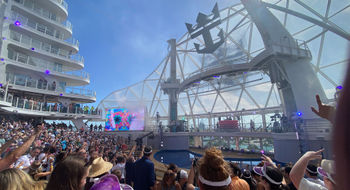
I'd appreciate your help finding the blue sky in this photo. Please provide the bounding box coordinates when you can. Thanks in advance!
[67,0,236,106]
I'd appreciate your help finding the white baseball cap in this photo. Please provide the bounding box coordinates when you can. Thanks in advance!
[179,170,188,179]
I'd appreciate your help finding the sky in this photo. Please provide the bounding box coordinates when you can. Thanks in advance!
[66,0,237,106]
[66,0,349,110]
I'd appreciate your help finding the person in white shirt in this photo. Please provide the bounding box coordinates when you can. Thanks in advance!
[305,164,325,186]
[111,155,126,183]
[290,149,336,190]
[14,147,41,172]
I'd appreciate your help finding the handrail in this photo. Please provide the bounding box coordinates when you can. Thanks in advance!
[186,57,248,79]
[10,12,78,48]
[185,38,310,80]
[13,0,71,31]
[9,30,84,64]
[6,73,96,98]
[3,92,100,116]
[6,50,89,80]
[52,0,68,12]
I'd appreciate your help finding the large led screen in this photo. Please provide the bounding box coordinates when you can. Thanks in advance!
[105,108,145,131]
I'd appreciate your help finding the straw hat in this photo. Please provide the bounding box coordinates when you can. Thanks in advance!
[317,159,335,184]
[88,157,113,178]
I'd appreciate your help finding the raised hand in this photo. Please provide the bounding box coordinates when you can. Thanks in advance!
[311,95,335,122]
[34,123,44,136]
[303,149,324,161]
[261,154,276,168]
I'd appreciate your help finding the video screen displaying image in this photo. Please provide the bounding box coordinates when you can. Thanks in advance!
[105,108,145,131]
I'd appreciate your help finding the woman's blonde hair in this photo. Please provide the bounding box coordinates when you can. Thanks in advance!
[198,147,232,190]
[0,168,47,190]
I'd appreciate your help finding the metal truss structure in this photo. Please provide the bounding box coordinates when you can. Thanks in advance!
[98,0,350,130]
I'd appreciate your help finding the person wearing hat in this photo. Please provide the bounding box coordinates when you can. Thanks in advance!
[90,174,133,190]
[177,170,188,190]
[290,149,336,190]
[241,170,257,190]
[305,164,325,186]
[252,165,286,190]
[133,146,155,190]
[85,157,113,190]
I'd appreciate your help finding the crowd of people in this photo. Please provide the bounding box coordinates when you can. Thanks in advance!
[0,65,348,190]
[0,110,338,190]
[0,118,140,189]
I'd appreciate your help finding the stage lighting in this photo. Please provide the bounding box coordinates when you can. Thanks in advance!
[0,83,2,87]
[59,93,63,96]
[296,112,302,116]
[14,21,21,26]
[0,58,4,61]
[45,70,50,75]
[336,85,343,90]
[260,150,265,154]
[31,48,35,51]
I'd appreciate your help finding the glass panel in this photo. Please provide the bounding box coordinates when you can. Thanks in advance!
[33,57,45,69]
[46,27,54,37]
[51,46,59,55]
[6,73,14,83]
[51,13,57,22]
[55,63,62,72]
[26,77,36,88]
[32,39,41,49]
[59,49,68,57]
[27,19,36,29]
[15,75,26,86]
[37,79,47,90]
[37,24,46,33]
[59,82,66,91]
[21,35,31,45]
[48,63,55,71]
[33,4,41,14]
[17,99,24,108]
[42,43,50,52]
[23,0,33,8]
[7,49,15,60]
[42,9,50,19]
[28,56,36,66]
[17,53,28,63]
[10,31,21,42]
[55,30,63,39]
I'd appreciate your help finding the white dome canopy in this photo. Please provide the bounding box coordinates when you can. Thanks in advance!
[99,0,349,128]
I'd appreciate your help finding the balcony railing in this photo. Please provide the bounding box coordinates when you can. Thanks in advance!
[10,12,78,48]
[51,0,68,13]
[7,50,89,81]
[13,0,71,31]
[6,73,96,98]
[3,92,100,116]
[9,30,84,64]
